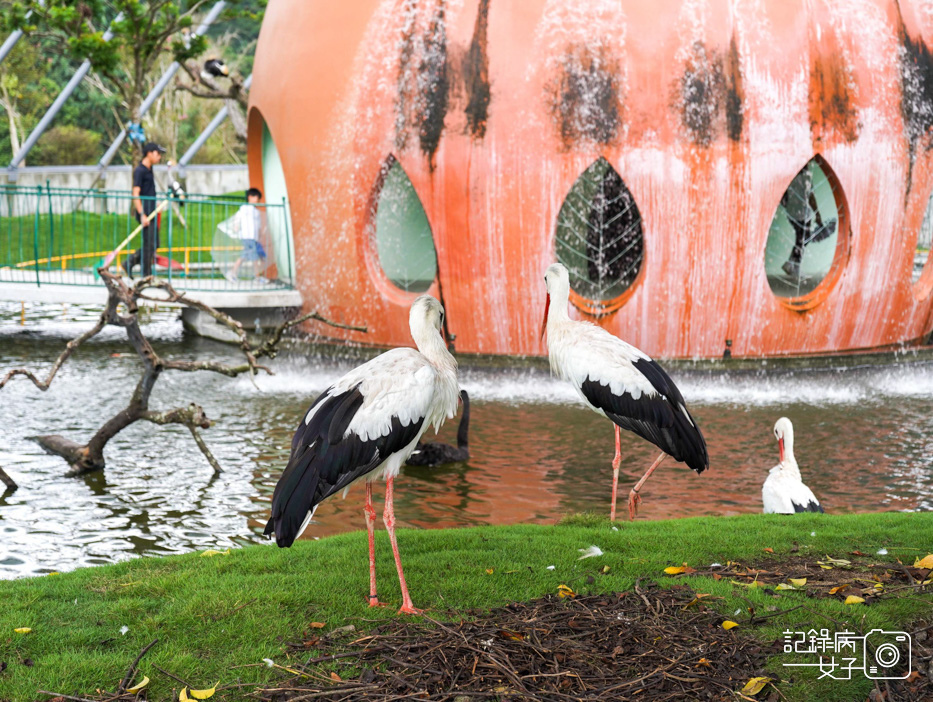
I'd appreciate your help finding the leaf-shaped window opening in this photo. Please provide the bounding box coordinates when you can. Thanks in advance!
[913,193,933,285]
[556,158,644,313]
[764,157,844,301]
[372,158,438,293]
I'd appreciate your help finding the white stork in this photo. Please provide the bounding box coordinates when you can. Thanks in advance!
[264,295,459,614]
[762,417,823,514]
[541,263,709,521]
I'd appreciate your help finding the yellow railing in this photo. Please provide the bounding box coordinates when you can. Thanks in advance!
[13,246,241,275]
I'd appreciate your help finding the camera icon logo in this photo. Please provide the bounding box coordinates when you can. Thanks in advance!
[863,629,911,680]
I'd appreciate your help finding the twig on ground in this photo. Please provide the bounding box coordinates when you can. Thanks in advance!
[117,638,158,693]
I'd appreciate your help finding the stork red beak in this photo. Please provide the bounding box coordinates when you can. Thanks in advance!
[778,437,785,463]
[540,293,550,342]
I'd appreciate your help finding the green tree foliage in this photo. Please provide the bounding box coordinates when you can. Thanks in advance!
[0,41,52,163]
[2,0,262,163]
[30,125,103,165]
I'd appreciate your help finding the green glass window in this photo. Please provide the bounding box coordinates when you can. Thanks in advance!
[261,122,295,283]
[373,158,437,293]
[764,158,842,299]
[913,193,933,284]
[556,157,643,309]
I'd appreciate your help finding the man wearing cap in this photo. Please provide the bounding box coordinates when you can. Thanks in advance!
[125,142,165,278]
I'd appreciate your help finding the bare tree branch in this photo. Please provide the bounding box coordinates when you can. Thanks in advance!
[189,427,223,475]
[2,269,368,480]
[0,314,108,391]
[0,466,17,492]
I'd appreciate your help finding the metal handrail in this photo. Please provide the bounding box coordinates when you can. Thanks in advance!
[0,183,294,291]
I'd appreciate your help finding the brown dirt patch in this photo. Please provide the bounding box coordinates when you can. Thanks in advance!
[261,583,774,701]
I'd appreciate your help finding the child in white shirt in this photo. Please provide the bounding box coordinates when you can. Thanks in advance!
[226,187,267,282]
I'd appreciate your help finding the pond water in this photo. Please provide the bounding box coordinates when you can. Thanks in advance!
[1,301,932,579]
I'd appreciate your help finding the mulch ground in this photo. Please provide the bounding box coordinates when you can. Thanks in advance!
[681,553,933,604]
[260,582,775,701]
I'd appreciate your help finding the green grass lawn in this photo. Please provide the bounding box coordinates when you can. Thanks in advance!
[1,512,931,701]
[0,207,235,270]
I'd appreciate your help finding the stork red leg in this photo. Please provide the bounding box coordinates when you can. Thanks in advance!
[610,425,622,521]
[364,481,387,607]
[383,476,423,615]
[628,452,666,521]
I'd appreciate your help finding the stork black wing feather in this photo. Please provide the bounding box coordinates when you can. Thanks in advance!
[792,499,824,513]
[265,386,425,547]
[581,362,709,474]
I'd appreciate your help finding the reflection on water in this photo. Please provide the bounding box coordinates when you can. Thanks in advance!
[1,302,932,578]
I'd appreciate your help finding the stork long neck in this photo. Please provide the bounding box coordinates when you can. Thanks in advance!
[546,283,572,333]
[414,327,460,426]
[416,328,457,374]
[545,282,574,378]
[780,431,799,476]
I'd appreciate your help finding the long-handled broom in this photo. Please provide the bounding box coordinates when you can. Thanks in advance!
[96,199,171,276]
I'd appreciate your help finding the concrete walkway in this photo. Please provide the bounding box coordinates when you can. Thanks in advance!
[0,268,303,341]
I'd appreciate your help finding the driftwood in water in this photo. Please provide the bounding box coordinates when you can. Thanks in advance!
[1,269,365,478]
[0,466,17,492]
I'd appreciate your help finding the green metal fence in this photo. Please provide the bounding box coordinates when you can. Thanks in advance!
[0,183,294,291]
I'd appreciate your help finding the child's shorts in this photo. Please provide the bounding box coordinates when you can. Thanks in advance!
[241,239,267,261]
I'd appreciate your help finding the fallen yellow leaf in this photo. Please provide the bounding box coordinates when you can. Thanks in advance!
[663,563,696,575]
[763,547,774,554]
[180,688,191,702]
[329,672,342,682]
[913,554,933,569]
[499,630,525,641]
[190,683,218,700]
[682,594,712,609]
[722,620,739,630]
[775,583,796,591]
[200,549,230,558]
[13,627,31,634]
[741,676,772,695]
[48,572,59,576]
[309,622,326,628]
[485,568,494,575]
[126,676,149,693]
[696,657,712,668]
[844,595,865,605]
[789,578,807,587]
[829,584,850,595]
[557,584,575,599]
[601,565,611,574]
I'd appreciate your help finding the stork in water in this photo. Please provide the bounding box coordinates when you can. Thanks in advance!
[762,417,823,514]
[541,263,708,520]
[264,295,459,614]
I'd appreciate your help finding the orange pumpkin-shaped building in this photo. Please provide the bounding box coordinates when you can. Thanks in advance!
[247,0,933,359]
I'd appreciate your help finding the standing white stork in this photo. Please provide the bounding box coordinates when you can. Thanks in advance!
[541,263,708,520]
[264,295,459,614]
[762,417,823,514]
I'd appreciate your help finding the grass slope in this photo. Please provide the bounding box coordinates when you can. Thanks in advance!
[1,512,931,701]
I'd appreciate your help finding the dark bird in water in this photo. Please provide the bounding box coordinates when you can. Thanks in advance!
[201,58,230,80]
[406,390,470,466]
[263,295,459,614]
[541,263,709,522]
